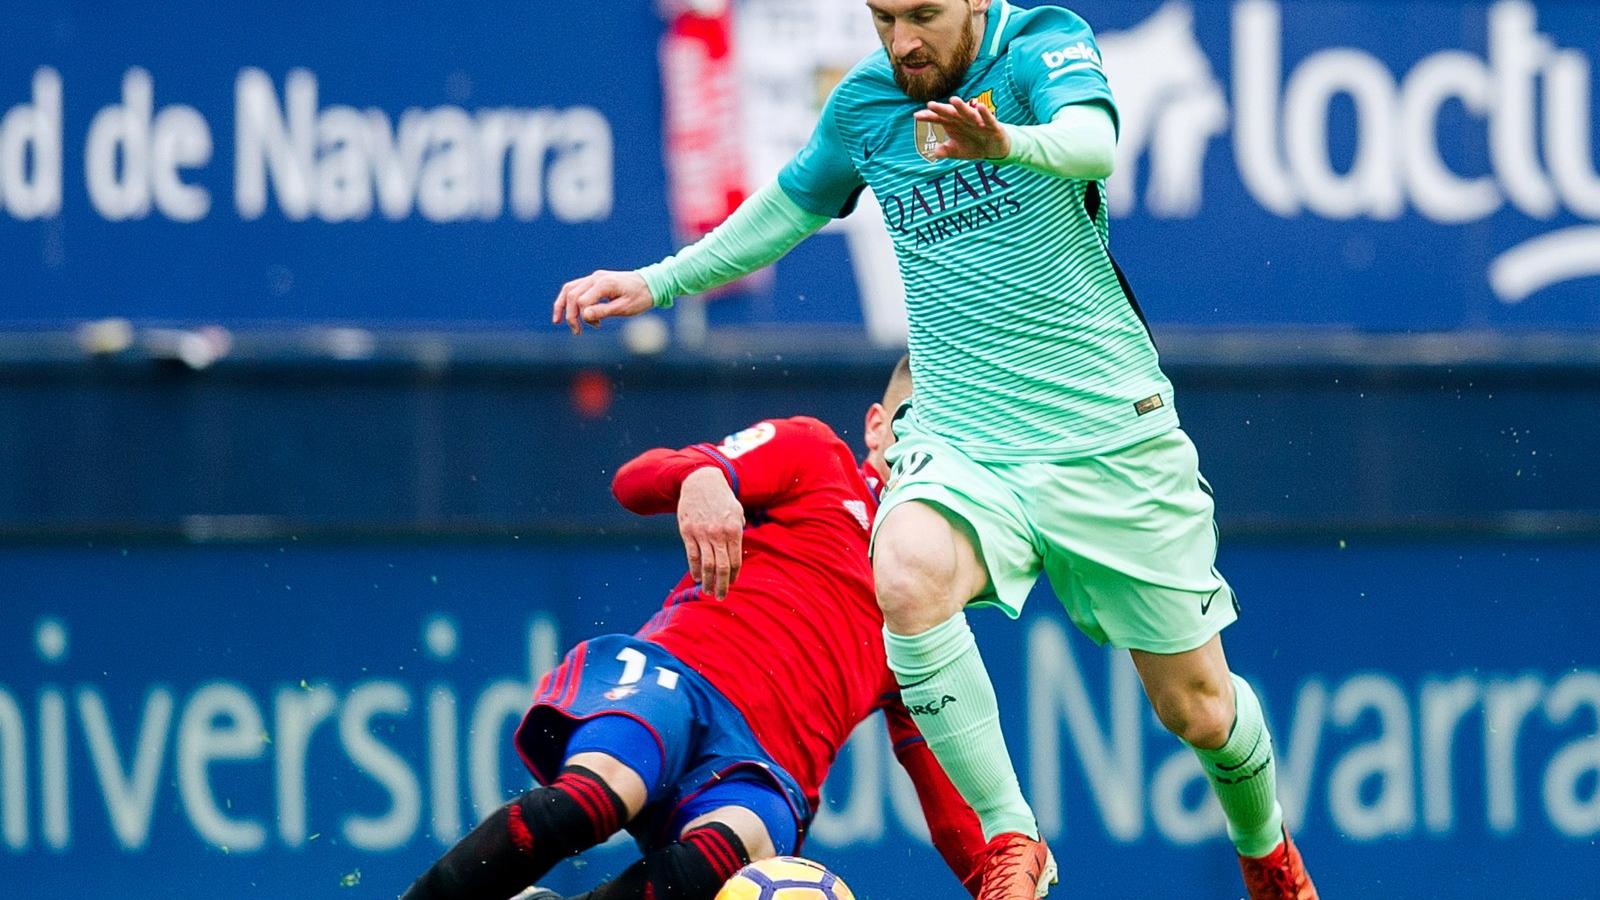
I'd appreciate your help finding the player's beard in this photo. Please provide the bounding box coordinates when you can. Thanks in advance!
[892,14,980,103]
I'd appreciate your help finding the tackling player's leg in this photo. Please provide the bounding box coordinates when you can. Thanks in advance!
[400,750,646,900]
[550,780,796,900]
[457,633,812,900]
[402,709,666,900]
[558,821,753,900]
[874,501,1054,900]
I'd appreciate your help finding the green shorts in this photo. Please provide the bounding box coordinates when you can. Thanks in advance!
[871,420,1237,654]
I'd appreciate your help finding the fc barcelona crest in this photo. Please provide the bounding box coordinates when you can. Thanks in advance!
[914,90,998,163]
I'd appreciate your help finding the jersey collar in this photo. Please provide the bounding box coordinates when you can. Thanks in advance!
[977,0,1016,60]
[859,460,886,501]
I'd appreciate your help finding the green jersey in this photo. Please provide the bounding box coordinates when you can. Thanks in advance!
[778,1,1178,462]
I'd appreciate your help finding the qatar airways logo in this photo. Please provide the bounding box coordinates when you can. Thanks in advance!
[880,161,1024,249]
[1104,0,1600,304]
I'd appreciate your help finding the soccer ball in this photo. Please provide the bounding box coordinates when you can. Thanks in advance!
[714,856,856,900]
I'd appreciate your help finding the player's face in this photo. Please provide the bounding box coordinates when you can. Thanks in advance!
[864,374,912,480]
[869,0,986,103]
[864,401,898,481]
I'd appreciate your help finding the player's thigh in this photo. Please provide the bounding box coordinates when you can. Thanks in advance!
[674,778,800,860]
[871,430,1041,625]
[515,635,696,798]
[1033,430,1238,651]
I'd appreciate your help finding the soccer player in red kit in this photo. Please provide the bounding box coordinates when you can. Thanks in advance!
[402,358,985,900]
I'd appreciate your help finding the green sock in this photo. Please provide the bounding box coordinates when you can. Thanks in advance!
[884,613,1037,841]
[1192,674,1285,858]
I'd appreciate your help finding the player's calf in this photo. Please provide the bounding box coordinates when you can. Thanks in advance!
[1130,638,1237,750]
[401,765,631,899]
[566,822,752,900]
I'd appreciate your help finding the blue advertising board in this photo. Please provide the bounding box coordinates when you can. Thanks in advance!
[0,0,672,326]
[1072,0,1600,330]
[784,0,1600,333]
[3,1,1599,332]
[1,538,1596,898]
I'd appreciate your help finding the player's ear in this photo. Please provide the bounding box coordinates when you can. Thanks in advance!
[864,403,888,452]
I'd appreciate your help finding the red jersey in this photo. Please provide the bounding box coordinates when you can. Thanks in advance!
[611,416,984,894]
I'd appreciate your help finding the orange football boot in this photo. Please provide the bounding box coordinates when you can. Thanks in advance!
[975,832,1058,900]
[1238,828,1318,900]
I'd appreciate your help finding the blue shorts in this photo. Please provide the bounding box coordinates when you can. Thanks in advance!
[514,634,810,853]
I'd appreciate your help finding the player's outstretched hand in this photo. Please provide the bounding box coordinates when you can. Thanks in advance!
[912,95,1010,161]
[677,467,744,600]
[552,270,654,335]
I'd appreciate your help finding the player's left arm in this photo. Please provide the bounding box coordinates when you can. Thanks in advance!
[612,448,720,517]
[613,448,746,598]
[882,694,987,897]
[610,417,835,597]
[914,11,1118,179]
[610,417,832,513]
[1001,103,1116,179]
[1005,11,1119,178]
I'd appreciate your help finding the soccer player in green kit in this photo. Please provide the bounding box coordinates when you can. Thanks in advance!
[552,2,1318,898]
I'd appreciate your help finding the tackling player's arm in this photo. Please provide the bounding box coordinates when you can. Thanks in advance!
[553,94,866,334]
[611,417,835,598]
[881,694,988,897]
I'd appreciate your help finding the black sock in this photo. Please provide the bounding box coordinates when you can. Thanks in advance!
[571,823,750,900]
[401,765,630,900]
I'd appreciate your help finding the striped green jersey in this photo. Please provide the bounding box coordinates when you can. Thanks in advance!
[778,1,1177,461]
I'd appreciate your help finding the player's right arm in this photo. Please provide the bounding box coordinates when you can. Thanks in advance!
[553,95,865,334]
[551,183,826,334]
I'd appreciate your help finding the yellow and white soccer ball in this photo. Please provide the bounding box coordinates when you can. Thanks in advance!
[714,856,856,900]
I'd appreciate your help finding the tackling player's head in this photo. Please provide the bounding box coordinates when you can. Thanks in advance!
[864,355,913,480]
[867,0,991,103]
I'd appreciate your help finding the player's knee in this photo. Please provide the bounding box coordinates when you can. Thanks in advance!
[563,751,648,817]
[504,764,633,866]
[873,507,972,631]
[1153,686,1235,750]
[873,552,962,633]
[685,805,776,862]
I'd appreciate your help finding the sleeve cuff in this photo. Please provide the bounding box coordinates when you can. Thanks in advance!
[636,263,676,309]
[688,444,740,496]
[999,122,1029,164]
